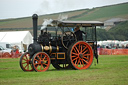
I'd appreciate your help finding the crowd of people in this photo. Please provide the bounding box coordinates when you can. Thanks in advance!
[11,45,20,58]
[97,44,128,49]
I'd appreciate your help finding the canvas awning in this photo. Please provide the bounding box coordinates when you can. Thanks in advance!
[0,31,33,51]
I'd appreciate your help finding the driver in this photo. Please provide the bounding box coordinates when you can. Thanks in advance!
[74,26,86,41]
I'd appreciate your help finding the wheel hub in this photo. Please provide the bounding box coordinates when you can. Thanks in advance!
[79,53,83,59]
[29,60,32,64]
[41,61,44,64]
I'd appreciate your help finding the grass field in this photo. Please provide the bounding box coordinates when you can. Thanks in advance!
[72,3,128,21]
[0,55,128,85]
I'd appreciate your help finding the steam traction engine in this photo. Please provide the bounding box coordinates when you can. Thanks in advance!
[20,14,104,72]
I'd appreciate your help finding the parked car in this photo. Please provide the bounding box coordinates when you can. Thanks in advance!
[0,46,11,58]
[0,42,11,49]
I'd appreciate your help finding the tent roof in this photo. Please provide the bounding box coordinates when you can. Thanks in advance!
[0,31,33,44]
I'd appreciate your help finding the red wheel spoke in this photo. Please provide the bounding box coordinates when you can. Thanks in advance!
[73,47,78,53]
[27,64,29,70]
[81,59,85,67]
[22,61,27,64]
[77,58,80,66]
[83,54,91,59]
[82,49,88,54]
[43,63,48,66]
[42,56,46,61]
[37,55,41,60]
[25,55,28,60]
[72,57,78,61]
[74,46,79,53]
[80,60,82,67]
[42,65,45,69]
[75,59,77,65]
[40,64,43,70]
[43,60,48,63]
[34,59,39,61]
[23,58,27,61]
[83,56,89,60]
[82,46,87,53]
[24,64,29,69]
[71,56,77,58]
[83,54,90,57]
[72,52,78,56]
[83,59,88,64]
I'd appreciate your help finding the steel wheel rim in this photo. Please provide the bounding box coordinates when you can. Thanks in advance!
[70,41,93,69]
[32,52,50,72]
[20,52,34,71]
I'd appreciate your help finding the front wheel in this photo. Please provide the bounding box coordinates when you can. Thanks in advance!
[19,52,34,71]
[32,52,50,72]
[68,41,93,70]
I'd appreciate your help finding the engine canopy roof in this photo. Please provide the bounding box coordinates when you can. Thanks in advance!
[52,20,104,27]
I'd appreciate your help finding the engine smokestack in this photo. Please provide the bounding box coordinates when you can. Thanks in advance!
[32,14,38,43]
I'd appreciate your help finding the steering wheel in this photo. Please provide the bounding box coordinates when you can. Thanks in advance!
[61,31,77,49]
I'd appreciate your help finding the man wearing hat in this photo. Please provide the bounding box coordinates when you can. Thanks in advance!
[74,26,86,41]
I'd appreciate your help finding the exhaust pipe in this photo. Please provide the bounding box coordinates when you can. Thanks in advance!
[32,14,38,43]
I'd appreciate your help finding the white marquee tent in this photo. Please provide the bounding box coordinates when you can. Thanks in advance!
[97,40,128,48]
[0,31,33,52]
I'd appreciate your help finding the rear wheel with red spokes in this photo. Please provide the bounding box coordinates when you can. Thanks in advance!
[32,52,50,72]
[20,52,34,71]
[68,41,93,70]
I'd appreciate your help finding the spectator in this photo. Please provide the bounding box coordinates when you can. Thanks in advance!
[122,45,125,49]
[11,45,19,58]
[97,44,100,55]
[125,44,128,49]
[15,46,19,58]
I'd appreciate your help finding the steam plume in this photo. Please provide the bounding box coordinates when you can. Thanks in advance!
[40,19,53,30]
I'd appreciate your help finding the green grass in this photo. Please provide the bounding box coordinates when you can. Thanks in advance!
[0,55,128,85]
[72,3,128,21]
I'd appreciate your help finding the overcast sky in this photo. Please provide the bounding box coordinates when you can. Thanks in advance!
[0,0,128,19]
